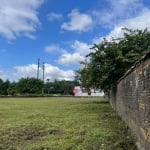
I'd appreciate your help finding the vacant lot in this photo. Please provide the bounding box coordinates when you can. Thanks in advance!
[0,97,136,150]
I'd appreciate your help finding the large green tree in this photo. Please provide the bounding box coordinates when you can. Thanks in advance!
[0,79,10,95]
[17,77,44,94]
[7,82,18,95]
[78,28,150,92]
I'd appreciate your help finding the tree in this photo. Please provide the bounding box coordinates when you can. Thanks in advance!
[78,28,150,92]
[17,77,44,94]
[7,82,18,95]
[0,78,3,95]
[44,79,79,95]
[0,79,10,95]
[2,80,10,95]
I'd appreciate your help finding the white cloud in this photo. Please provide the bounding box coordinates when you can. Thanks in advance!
[45,44,63,53]
[93,0,150,43]
[93,0,143,28]
[61,9,93,32]
[13,63,74,81]
[14,64,38,78]
[103,8,150,41]
[47,12,63,21]
[58,53,85,65]
[71,40,91,56]
[0,0,44,40]
[44,64,74,81]
[121,8,150,30]
[44,40,91,66]
[57,40,91,65]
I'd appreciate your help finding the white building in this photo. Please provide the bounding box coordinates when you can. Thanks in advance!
[73,86,104,97]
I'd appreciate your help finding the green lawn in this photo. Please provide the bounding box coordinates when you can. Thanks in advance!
[0,97,137,150]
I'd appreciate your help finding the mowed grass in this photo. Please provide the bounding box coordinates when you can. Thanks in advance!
[0,97,137,150]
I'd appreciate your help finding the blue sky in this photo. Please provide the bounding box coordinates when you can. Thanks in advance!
[0,0,150,81]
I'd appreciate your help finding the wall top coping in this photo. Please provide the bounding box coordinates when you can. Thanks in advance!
[117,50,150,83]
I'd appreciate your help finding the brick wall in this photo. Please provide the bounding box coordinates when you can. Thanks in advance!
[109,52,150,150]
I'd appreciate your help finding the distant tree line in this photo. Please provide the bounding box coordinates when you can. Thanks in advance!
[0,77,79,96]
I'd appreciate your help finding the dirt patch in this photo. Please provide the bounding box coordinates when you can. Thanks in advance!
[0,125,62,149]
[48,128,61,135]
[15,125,48,141]
[0,113,6,119]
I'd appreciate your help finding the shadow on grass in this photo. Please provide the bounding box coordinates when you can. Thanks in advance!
[78,100,109,105]
[92,100,109,104]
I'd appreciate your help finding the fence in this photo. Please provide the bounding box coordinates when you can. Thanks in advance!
[109,51,150,150]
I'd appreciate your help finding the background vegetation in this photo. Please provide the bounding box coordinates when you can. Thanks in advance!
[0,78,79,96]
[77,28,150,92]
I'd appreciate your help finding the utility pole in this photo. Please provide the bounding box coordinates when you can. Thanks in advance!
[42,62,45,82]
[37,58,40,79]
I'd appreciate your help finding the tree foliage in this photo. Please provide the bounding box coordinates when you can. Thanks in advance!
[0,77,79,96]
[44,80,79,95]
[0,79,10,95]
[7,82,18,95]
[78,28,150,92]
[17,77,44,94]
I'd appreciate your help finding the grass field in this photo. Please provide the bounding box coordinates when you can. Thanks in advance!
[0,97,137,150]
